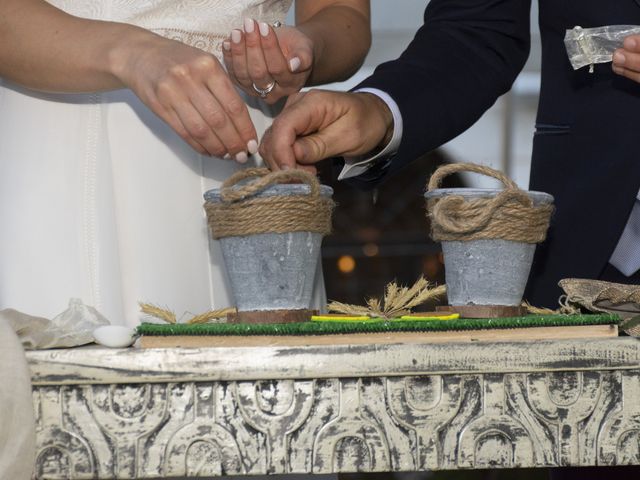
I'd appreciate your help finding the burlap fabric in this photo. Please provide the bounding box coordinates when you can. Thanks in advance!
[559,278,640,336]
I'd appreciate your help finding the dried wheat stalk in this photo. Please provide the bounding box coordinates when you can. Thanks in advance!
[187,308,236,324]
[139,302,177,324]
[327,277,447,319]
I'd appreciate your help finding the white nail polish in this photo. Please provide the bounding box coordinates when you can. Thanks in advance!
[231,29,242,44]
[222,41,231,51]
[223,153,231,159]
[235,151,248,164]
[289,57,301,72]
[244,18,255,33]
[259,22,270,37]
[247,139,259,155]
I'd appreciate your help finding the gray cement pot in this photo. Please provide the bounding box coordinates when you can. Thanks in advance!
[425,188,554,306]
[204,184,333,312]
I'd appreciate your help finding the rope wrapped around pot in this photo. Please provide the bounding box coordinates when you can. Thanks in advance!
[205,168,334,239]
[426,163,554,243]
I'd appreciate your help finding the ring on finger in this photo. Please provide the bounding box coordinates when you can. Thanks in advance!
[252,80,276,98]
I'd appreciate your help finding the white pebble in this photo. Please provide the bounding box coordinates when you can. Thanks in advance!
[93,325,137,348]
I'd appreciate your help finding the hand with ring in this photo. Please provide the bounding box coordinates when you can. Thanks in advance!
[222,18,314,105]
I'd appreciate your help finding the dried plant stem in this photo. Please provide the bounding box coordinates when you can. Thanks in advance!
[187,308,237,324]
[522,297,581,315]
[326,301,377,317]
[139,302,177,324]
[328,277,447,319]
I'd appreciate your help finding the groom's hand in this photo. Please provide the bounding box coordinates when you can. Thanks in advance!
[613,35,640,83]
[259,90,393,172]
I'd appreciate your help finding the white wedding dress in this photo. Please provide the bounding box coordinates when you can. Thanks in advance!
[0,0,326,327]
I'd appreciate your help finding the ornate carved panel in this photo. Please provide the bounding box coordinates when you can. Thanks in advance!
[32,370,640,478]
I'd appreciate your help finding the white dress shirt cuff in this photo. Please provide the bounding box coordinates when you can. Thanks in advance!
[338,88,403,180]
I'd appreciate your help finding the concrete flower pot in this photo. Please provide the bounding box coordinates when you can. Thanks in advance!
[424,163,554,312]
[425,187,554,307]
[204,180,333,316]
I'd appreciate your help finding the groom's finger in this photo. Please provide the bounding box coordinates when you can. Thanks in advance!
[261,91,332,170]
[293,130,342,165]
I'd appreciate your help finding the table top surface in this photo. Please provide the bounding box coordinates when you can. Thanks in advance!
[26,336,640,386]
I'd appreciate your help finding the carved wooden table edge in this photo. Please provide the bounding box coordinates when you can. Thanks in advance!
[27,337,640,478]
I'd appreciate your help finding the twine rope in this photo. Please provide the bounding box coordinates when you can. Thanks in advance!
[205,168,334,239]
[426,163,554,243]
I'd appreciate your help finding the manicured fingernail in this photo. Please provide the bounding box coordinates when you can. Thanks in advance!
[222,41,231,51]
[235,151,248,164]
[281,164,291,170]
[613,65,624,75]
[625,37,637,50]
[231,30,242,44]
[247,139,258,155]
[223,153,231,159]
[289,57,301,72]
[244,18,255,34]
[614,51,626,66]
[259,22,270,37]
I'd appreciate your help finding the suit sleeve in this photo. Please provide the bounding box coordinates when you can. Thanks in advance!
[349,0,531,186]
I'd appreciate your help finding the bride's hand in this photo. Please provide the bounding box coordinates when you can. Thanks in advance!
[222,19,314,105]
[114,34,258,162]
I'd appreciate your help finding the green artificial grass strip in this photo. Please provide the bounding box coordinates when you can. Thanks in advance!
[137,313,619,337]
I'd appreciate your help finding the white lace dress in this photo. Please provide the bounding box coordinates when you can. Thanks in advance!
[0,0,326,326]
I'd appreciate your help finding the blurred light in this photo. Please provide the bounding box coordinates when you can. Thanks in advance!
[337,255,356,274]
[362,242,379,257]
[357,227,380,242]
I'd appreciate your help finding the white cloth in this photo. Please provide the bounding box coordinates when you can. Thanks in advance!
[609,190,640,276]
[0,0,326,327]
[338,88,403,180]
[0,319,36,480]
[47,0,291,54]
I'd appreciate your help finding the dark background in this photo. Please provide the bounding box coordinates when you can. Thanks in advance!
[318,150,462,308]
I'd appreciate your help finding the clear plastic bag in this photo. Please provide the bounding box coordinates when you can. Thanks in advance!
[2,298,110,349]
[564,25,640,71]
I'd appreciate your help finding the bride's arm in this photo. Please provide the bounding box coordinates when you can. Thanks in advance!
[0,0,135,91]
[295,0,371,85]
[0,0,257,161]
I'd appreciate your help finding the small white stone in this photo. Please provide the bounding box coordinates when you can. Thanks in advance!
[93,325,137,348]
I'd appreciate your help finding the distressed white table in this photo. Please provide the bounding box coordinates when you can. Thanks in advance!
[27,337,640,479]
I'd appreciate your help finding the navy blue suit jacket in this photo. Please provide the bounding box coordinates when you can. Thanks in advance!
[355,0,640,308]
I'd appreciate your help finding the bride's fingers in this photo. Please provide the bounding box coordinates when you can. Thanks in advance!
[170,99,227,157]
[255,22,293,87]
[187,84,249,161]
[205,73,259,155]
[221,40,235,79]
[243,18,276,94]
[229,28,252,89]
[163,106,208,156]
[151,85,217,156]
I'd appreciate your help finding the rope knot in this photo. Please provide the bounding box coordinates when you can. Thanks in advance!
[426,163,554,244]
[205,168,334,239]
